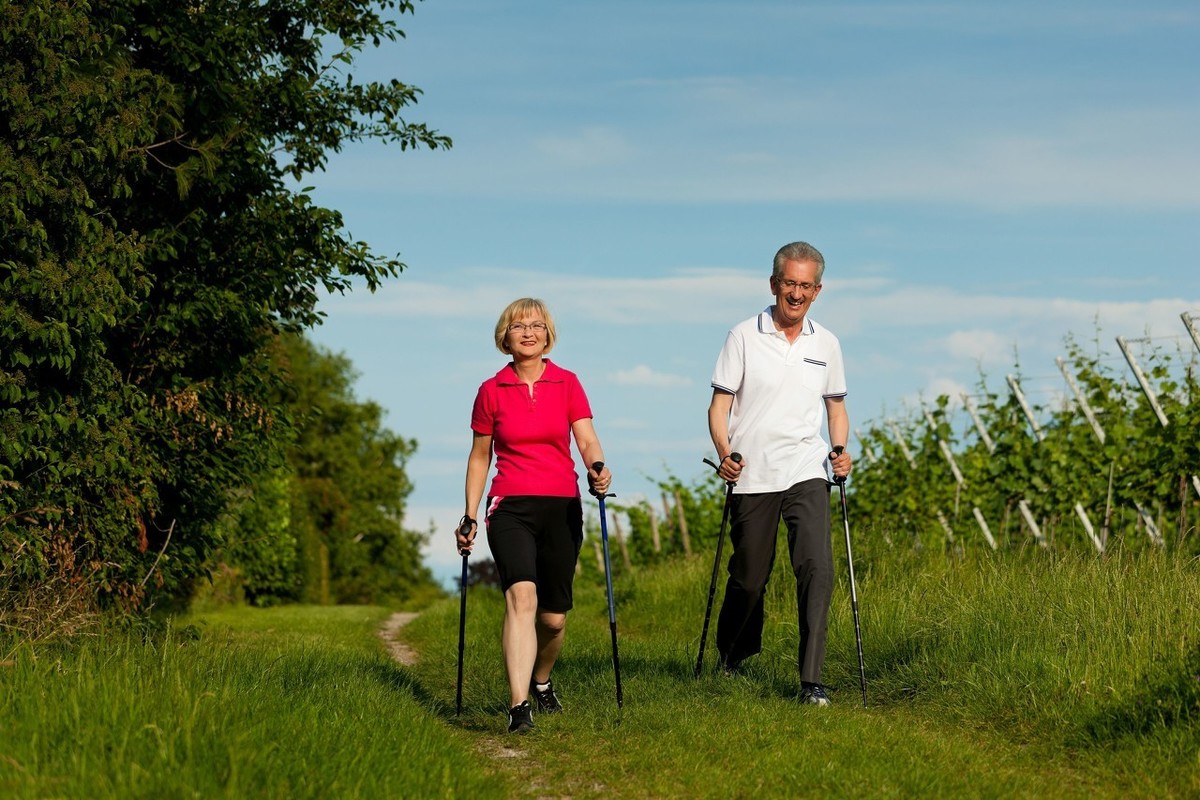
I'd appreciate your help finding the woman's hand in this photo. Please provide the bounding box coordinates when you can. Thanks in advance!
[587,463,612,496]
[455,515,477,555]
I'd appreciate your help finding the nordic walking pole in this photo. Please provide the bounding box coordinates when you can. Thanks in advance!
[831,446,867,708]
[455,516,474,716]
[694,452,742,678]
[590,462,623,709]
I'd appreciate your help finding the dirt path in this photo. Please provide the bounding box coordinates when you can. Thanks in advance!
[377,611,419,666]
[377,611,532,770]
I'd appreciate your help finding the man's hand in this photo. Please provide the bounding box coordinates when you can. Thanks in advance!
[717,452,744,483]
[830,446,853,481]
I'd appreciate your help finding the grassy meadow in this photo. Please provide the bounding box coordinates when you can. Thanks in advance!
[3,544,1199,798]
[0,606,507,799]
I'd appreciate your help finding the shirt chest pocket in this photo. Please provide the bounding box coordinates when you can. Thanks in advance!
[797,357,828,393]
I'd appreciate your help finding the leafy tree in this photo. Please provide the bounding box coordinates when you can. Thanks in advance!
[278,335,437,606]
[2,0,168,616]
[214,463,299,605]
[212,335,438,607]
[1,0,449,625]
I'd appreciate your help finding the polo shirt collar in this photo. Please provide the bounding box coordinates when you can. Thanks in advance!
[757,307,815,336]
[494,358,565,385]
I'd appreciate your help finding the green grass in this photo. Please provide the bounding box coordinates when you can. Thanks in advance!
[2,547,1198,798]
[406,547,1200,799]
[0,606,507,799]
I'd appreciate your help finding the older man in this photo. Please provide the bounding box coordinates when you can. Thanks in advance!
[707,241,853,705]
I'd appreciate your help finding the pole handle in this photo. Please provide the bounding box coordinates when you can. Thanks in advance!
[589,461,614,498]
[457,515,475,555]
[830,445,847,485]
[702,452,742,484]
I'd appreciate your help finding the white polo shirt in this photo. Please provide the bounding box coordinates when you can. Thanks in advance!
[711,307,847,494]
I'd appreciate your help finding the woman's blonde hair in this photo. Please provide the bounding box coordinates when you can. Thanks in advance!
[494,297,557,355]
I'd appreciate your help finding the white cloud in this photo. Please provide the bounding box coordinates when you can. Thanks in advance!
[319,266,769,325]
[826,286,1199,343]
[320,271,1199,364]
[922,377,971,406]
[942,330,1016,364]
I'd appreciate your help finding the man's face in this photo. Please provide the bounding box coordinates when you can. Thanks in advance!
[770,259,823,326]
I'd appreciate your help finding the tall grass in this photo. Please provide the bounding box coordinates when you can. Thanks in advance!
[406,544,1200,798]
[3,546,1196,798]
[846,547,1200,741]
[0,606,508,799]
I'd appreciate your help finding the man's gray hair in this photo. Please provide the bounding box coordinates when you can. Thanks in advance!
[772,241,826,283]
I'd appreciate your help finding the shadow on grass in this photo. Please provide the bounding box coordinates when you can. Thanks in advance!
[1074,643,1200,747]
[369,653,518,733]
[368,657,455,713]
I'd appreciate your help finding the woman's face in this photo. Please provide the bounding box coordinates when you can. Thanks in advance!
[505,315,548,357]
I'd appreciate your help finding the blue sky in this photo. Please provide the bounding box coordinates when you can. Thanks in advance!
[304,1,1200,585]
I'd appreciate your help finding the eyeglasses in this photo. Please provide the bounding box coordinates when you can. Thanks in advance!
[775,278,819,292]
[508,321,548,334]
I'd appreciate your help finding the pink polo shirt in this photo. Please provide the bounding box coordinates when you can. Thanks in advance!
[471,359,593,498]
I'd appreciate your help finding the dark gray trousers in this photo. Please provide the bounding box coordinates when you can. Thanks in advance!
[715,478,833,683]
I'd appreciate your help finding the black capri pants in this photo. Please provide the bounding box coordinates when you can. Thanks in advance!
[485,495,584,613]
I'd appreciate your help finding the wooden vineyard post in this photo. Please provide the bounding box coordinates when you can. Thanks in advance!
[1056,357,1106,552]
[1007,374,1045,442]
[1074,503,1105,553]
[1134,502,1165,547]
[1116,336,1170,428]
[1018,499,1048,548]
[1057,357,1106,444]
[647,504,662,553]
[923,407,995,549]
[855,428,876,465]
[613,513,632,570]
[675,490,692,556]
[961,393,996,454]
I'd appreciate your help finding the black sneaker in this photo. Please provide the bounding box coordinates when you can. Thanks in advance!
[507,700,534,733]
[529,679,562,713]
[799,682,831,707]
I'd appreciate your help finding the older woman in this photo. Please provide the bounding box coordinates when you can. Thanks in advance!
[456,297,612,734]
